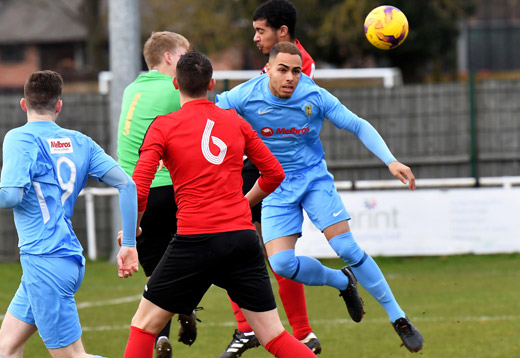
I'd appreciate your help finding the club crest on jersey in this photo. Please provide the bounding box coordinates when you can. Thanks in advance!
[304,104,312,117]
[48,138,73,154]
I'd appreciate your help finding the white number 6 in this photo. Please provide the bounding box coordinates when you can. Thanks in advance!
[201,119,227,165]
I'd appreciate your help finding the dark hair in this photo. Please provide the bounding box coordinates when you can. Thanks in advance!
[269,42,302,62]
[176,51,213,98]
[24,70,63,114]
[253,0,297,39]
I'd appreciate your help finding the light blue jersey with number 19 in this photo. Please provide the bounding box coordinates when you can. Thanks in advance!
[0,121,117,259]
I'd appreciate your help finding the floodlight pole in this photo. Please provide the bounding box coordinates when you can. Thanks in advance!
[108,0,140,261]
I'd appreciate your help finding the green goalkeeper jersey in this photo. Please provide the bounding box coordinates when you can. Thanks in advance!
[117,70,181,188]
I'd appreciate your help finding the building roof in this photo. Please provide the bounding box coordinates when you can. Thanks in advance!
[0,0,86,44]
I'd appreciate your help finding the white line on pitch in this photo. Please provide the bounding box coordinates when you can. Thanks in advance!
[76,294,142,309]
[80,314,520,331]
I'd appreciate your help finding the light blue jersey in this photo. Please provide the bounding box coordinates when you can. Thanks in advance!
[0,121,117,258]
[216,74,396,173]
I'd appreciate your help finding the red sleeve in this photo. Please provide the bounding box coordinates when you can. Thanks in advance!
[241,119,285,193]
[132,120,166,212]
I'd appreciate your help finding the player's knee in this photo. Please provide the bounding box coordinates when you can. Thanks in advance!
[329,232,365,266]
[268,249,299,280]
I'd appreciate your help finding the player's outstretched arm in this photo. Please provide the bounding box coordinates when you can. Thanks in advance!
[388,161,416,190]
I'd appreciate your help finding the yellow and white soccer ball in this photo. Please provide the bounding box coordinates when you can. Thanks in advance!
[364,5,409,50]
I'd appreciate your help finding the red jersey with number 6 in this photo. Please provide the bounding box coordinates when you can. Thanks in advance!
[133,98,284,235]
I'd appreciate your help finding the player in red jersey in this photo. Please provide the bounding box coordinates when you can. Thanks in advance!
[123,50,316,358]
[221,1,320,357]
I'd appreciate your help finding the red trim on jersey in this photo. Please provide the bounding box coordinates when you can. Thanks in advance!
[261,40,316,79]
[133,99,284,235]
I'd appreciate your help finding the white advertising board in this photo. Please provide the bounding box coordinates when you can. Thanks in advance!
[295,187,520,257]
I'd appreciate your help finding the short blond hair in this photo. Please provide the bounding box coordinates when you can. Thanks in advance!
[143,31,189,69]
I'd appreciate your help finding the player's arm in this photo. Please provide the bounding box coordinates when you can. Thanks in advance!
[132,121,165,224]
[101,165,139,278]
[242,120,285,206]
[323,90,415,190]
[215,81,250,113]
[0,131,34,205]
[0,187,24,208]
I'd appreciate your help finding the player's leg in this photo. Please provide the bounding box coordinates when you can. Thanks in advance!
[242,308,315,357]
[222,230,315,358]
[324,221,423,352]
[265,235,356,291]
[256,220,316,349]
[17,255,109,357]
[0,312,37,358]
[124,297,174,358]
[47,337,90,358]
[126,233,211,358]
[226,160,321,355]
[263,166,364,323]
[137,185,185,349]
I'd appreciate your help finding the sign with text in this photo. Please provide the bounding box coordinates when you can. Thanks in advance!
[295,187,520,257]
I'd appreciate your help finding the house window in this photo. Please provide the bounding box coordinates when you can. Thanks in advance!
[0,45,25,63]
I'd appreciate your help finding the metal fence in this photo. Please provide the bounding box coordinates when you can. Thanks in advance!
[1,77,519,260]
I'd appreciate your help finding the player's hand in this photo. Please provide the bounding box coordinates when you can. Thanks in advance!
[158,159,164,171]
[388,161,416,190]
[117,228,142,246]
[117,246,139,278]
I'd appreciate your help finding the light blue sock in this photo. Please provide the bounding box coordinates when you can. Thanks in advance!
[329,232,406,322]
[268,249,349,290]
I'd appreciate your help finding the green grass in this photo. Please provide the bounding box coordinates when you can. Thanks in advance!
[1,254,520,357]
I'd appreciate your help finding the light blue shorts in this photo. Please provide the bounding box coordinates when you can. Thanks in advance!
[8,254,85,349]
[261,160,350,243]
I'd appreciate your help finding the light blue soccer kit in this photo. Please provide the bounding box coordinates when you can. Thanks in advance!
[0,121,136,349]
[216,74,407,322]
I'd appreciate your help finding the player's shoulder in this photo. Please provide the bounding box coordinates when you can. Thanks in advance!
[296,74,322,95]
[232,74,267,95]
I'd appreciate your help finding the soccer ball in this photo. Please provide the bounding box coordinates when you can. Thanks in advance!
[364,6,409,50]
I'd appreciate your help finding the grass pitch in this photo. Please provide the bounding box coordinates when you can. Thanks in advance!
[1,254,519,357]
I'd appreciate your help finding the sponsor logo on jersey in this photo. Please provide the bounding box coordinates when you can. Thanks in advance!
[48,138,73,154]
[261,127,274,137]
[275,127,310,136]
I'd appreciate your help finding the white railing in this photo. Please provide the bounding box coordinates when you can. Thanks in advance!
[79,176,520,260]
[78,187,118,260]
[98,67,403,94]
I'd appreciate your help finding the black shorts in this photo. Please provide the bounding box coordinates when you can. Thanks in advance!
[242,159,261,223]
[143,230,276,315]
[136,185,177,277]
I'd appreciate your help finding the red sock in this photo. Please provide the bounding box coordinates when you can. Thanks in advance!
[124,326,157,358]
[265,330,315,357]
[274,271,312,340]
[229,296,253,333]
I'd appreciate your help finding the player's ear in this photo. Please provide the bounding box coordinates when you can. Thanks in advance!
[278,25,289,39]
[265,63,272,78]
[55,99,63,114]
[20,98,28,112]
[173,77,179,90]
[164,51,172,65]
[207,78,216,92]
